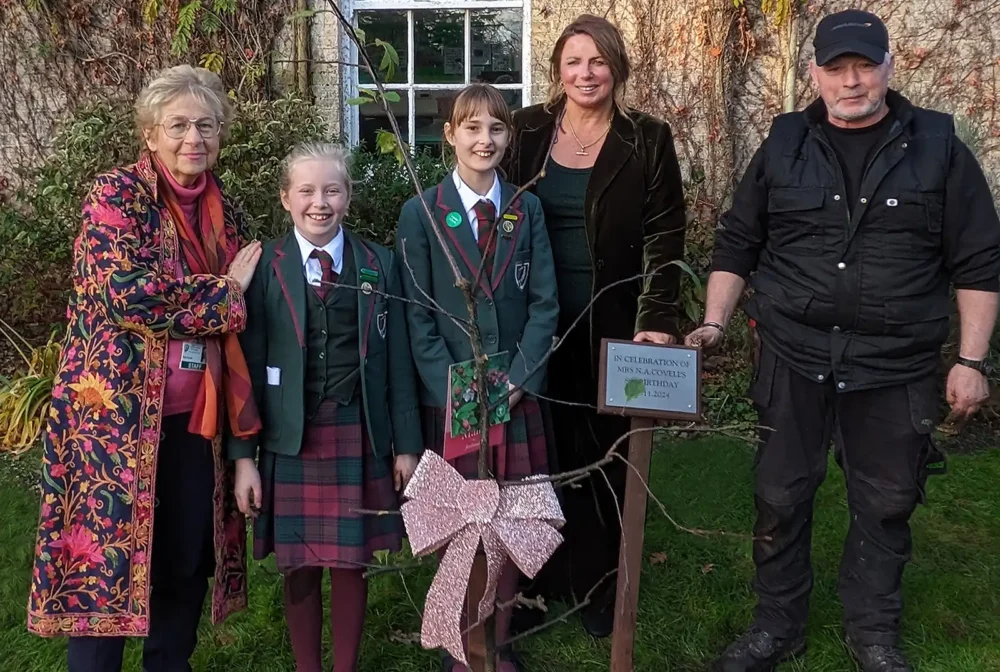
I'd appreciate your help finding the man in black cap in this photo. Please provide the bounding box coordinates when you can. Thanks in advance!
[686,9,1000,672]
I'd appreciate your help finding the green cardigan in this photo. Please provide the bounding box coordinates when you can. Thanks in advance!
[394,176,559,409]
[227,228,422,460]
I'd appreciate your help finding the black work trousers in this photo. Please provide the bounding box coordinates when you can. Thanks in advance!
[749,345,944,646]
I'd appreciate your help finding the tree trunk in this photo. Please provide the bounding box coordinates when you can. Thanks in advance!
[782,5,798,113]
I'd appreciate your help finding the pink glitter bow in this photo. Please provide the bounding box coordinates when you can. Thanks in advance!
[401,451,566,665]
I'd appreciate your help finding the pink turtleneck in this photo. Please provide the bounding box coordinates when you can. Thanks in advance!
[158,161,208,226]
[158,162,211,417]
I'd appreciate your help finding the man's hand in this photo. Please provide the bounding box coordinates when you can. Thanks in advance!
[684,324,724,349]
[634,331,677,345]
[234,457,262,517]
[394,454,420,492]
[945,363,990,422]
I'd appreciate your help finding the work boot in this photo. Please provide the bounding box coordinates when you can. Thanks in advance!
[712,626,806,671]
[846,637,913,672]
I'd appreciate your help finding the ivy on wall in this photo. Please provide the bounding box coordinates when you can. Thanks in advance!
[0,0,293,175]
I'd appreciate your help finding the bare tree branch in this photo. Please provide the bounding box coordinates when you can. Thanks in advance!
[524,390,599,410]
[487,260,689,415]
[399,241,472,338]
[320,278,471,329]
[610,451,767,541]
[321,0,466,288]
[351,508,402,517]
[498,569,619,648]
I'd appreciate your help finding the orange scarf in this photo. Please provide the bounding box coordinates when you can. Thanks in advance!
[155,157,261,440]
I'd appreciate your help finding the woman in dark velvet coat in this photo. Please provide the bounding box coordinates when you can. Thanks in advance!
[502,14,688,637]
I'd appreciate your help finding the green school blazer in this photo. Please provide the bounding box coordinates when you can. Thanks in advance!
[226,228,422,460]
[395,177,559,409]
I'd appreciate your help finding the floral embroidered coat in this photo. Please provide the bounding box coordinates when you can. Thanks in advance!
[28,153,250,637]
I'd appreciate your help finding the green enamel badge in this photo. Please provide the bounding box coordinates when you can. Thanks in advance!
[446,211,463,228]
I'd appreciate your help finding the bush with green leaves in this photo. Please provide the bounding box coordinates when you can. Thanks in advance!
[0,95,447,334]
[348,148,449,246]
[215,96,329,241]
[0,102,139,331]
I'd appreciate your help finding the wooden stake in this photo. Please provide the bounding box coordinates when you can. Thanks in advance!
[610,416,654,672]
[467,552,489,672]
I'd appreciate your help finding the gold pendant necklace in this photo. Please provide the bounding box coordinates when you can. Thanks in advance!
[565,114,612,156]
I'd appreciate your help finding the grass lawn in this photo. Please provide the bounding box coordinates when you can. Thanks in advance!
[2,436,1000,671]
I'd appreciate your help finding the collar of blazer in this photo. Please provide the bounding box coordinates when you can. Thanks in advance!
[433,178,525,300]
[271,227,380,358]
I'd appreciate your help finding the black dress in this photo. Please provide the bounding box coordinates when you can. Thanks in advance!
[530,160,630,605]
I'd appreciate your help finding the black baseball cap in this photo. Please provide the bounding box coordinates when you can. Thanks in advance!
[813,10,889,66]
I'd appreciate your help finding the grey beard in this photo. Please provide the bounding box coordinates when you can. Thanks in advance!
[830,95,885,123]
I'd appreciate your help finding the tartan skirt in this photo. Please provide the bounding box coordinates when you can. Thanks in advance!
[420,397,553,481]
[253,398,403,572]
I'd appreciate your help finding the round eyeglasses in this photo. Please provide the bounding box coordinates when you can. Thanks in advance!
[157,115,224,139]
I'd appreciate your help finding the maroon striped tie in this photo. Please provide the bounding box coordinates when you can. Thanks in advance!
[473,199,497,278]
[310,249,337,299]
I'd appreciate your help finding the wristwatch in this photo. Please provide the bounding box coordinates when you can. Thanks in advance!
[956,356,994,375]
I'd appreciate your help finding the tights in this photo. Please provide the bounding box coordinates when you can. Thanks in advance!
[283,567,368,672]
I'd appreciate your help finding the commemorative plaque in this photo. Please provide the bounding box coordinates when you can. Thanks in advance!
[597,338,704,671]
[598,339,702,420]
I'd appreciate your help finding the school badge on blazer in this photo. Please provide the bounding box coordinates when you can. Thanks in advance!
[514,261,530,291]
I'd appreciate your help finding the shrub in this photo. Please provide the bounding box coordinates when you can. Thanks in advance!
[0,102,138,331]
[215,96,329,241]
[349,148,449,246]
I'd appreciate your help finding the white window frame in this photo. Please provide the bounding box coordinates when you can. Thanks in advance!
[340,0,532,147]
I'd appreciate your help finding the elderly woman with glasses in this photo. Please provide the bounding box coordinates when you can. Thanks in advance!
[27,65,263,672]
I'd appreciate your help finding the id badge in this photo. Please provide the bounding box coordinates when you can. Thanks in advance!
[179,340,207,371]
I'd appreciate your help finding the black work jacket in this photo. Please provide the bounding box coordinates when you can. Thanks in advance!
[712,89,1000,391]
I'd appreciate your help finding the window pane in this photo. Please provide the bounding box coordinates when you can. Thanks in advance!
[357,11,407,84]
[414,10,465,84]
[358,96,408,151]
[414,89,523,153]
[470,10,522,85]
